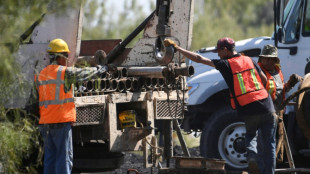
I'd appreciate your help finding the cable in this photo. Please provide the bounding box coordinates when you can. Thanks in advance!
[280,86,310,110]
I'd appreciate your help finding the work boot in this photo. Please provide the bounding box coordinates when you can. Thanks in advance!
[248,157,261,174]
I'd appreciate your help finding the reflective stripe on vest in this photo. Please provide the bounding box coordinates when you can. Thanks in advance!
[258,62,285,101]
[36,65,75,124]
[37,66,74,107]
[228,56,268,109]
[267,79,275,97]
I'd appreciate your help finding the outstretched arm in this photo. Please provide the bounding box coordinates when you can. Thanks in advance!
[176,46,215,67]
[64,65,117,93]
[164,39,215,67]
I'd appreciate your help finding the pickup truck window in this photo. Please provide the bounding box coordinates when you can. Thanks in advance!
[283,0,295,26]
[283,0,302,43]
[303,0,310,36]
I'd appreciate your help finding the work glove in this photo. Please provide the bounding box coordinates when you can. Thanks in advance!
[287,74,303,88]
[164,39,179,50]
[94,50,107,65]
[106,64,117,73]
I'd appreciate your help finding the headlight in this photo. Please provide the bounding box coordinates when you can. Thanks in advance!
[188,83,199,95]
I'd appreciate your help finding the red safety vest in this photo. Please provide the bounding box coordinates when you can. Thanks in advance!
[258,62,285,101]
[35,65,76,124]
[228,56,268,109]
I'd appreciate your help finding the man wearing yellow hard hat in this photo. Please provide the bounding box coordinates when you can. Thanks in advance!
[35,38,115,174]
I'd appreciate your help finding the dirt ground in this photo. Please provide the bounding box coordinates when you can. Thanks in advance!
[102,146,201,174]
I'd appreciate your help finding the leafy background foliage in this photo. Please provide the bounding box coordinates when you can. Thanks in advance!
[0,0,273,173]
[192,0,274,49]
[0,1,76,173]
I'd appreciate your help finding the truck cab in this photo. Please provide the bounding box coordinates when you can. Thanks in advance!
[185,0,310,170]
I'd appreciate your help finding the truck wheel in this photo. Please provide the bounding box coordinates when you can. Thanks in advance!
[200,106,247,170]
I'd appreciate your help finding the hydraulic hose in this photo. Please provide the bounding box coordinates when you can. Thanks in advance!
[280,86,310,110]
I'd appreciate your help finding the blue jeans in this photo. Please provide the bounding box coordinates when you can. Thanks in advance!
[243,112,277,174]
[39,122,73,174]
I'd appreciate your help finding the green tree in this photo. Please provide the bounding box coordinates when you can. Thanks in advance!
[192,0,274,50]
[0,1,75,173]
[82,0,155,46]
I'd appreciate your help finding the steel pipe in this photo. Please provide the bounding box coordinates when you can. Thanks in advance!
[127,66,168,78]
[110,79,118,90]
[86,80,94,92]
[158,78,165,87]
[112,70,121,79]
[152,78,159,87]
[117,80,125,92]
[119,78,132,91]
[117,67,128,78]
[145,78,152,88]
[174,65,195,77]
[93,79,106,92]
[131,78,139,91]
[99,79,106,91]
[105,80,110,90]
[101,72,108,79]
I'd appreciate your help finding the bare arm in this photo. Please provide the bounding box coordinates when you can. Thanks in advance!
[176,47,215,67]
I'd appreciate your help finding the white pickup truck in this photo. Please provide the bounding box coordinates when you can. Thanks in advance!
[184,0,310,170]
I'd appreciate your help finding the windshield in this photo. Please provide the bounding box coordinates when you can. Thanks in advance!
[282,0,295,26]
[284,0,302,43]
[272,0,294,39]
[275,0,303,43]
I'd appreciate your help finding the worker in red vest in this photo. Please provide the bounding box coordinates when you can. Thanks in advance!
[257,44,302,164]
[164,37,276,174]
[35,38,115,174]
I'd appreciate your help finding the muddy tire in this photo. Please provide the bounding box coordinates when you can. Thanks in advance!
[200,105,247,170]
[297,73,310,139]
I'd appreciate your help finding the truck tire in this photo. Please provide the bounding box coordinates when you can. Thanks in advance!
[200,105,247,170]
[298,90,310,139]
[297,73,310,140]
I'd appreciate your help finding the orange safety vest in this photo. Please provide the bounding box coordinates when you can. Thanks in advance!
[35,65,76,124]
[258,62,285,101]
[228,56,268,109]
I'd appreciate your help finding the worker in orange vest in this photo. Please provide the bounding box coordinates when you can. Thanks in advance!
[164,37,277,174]
[258,44,302,112]
[34,38,115,174]
[257,44,302,164]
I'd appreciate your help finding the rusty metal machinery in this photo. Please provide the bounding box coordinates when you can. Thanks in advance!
[72,0,194,172]
[74,64,194,97]
[74,63,194,125]
[12,0,195,172]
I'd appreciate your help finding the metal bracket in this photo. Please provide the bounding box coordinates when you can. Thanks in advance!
[147,42,174,65]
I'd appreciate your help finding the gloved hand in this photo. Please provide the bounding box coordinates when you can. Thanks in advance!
[287,74,303,88]
[106,64,117,72]
[94,50,107,65]
[164,39,179,49]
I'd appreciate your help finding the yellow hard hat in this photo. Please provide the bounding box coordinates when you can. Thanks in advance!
[47,38,70,53]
